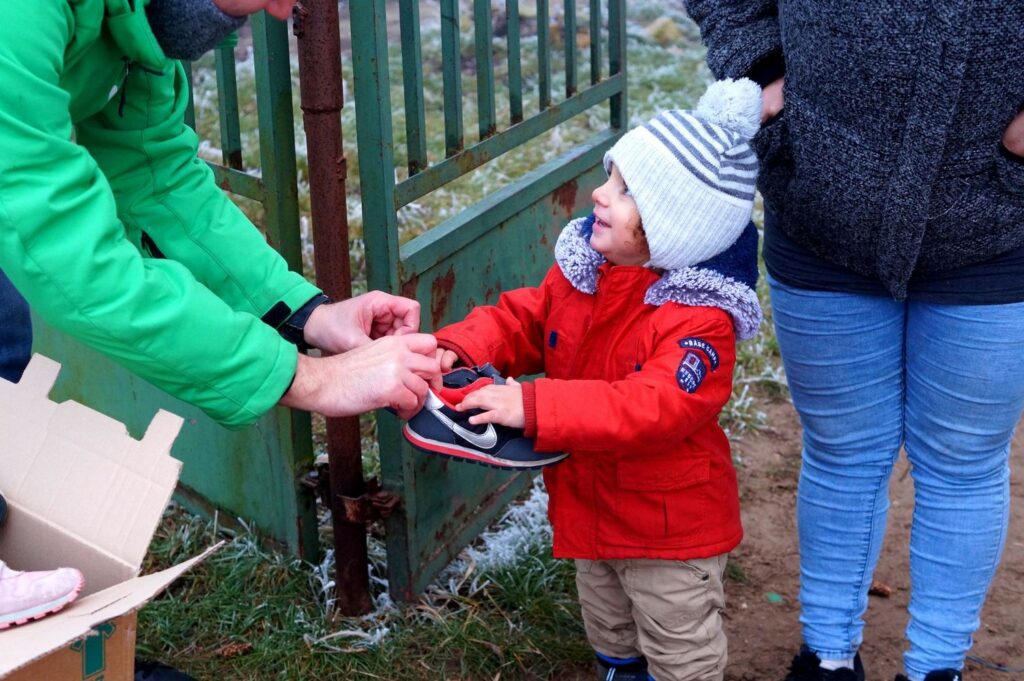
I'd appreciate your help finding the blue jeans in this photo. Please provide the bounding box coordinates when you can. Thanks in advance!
[0,269,31,383]
[768,275,1024,679]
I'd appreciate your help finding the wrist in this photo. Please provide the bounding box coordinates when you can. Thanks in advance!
[745,51,785,88]
[279,353,319,411]
[279,293,332,352]
[211,0,248,18]
[521,381,538,438]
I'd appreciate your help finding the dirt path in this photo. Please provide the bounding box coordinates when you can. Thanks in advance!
[723,400,1024,680]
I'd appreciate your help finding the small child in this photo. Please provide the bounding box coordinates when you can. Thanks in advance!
[433,79,763,681]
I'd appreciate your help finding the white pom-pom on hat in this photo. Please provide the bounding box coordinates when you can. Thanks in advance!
[695,77,762,141]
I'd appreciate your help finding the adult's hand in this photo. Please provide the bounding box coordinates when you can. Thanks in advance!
[1003,109,1024,158]
[303,291,421,354]
[280,333,440,419]
[762,77,785,123]
[213,0,296,20]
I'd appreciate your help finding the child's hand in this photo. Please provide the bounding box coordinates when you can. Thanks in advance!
[435,348,459,372]
[457,378,525,429]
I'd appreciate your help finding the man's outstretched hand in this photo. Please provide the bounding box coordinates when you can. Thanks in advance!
[280,333,440,419]
[303,291,422,354]
[213,0,296,20]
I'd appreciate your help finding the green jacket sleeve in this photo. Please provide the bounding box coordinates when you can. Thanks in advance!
[0,2,316,427]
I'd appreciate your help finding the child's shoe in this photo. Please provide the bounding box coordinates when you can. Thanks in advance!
[784,647,865,681]
[403,364,568,469]
[895,671,962,681]
[0,560,85,629]
[595,652,650,680]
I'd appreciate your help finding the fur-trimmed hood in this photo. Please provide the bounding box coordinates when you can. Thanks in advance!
[554,215,763,340]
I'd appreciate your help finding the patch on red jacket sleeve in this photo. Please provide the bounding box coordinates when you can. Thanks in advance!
[678,337,720,370]
[676,350,708,393]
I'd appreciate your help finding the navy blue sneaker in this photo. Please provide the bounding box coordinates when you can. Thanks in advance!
[785,647,865,681]
[895,671,962,681]
[595,652,649,680]
[135,659,196,681]
[402,365,567,470]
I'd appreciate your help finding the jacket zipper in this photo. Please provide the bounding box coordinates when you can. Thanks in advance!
[118,58,164,117]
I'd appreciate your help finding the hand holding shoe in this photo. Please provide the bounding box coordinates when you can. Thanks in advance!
[280,333,440,419]
[457,377,525,429]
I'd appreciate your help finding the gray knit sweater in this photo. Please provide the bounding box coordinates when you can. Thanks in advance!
[147,0,247,61]
[683,0,1024,299]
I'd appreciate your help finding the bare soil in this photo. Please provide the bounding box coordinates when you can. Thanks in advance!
[720,400,1024,681]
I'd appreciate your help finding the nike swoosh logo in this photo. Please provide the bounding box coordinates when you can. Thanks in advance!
[425,392,499,449]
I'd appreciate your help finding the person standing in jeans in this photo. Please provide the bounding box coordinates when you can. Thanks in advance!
[682,2,1024,681]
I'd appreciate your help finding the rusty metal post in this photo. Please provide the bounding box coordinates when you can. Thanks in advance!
[293,0,372,615]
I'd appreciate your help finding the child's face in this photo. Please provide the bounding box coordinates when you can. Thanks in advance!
[590,165,650,266]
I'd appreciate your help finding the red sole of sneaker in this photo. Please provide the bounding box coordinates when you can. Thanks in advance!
[402,425,561,470]
[0,574,85,629]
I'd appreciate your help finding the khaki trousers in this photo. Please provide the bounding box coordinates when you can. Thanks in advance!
[575,555,728,681]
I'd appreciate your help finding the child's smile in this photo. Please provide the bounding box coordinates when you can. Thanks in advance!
[589,165,650,266]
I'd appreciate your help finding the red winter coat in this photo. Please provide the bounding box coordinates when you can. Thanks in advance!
[435,258,743,560]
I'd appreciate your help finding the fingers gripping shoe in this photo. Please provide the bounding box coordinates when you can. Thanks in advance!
[402,364,568,469]
[0,560,85,629]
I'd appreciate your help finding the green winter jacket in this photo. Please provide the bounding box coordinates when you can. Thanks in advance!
[0,0,320,427]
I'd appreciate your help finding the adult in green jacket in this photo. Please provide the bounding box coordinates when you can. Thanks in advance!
[0,0,439,426]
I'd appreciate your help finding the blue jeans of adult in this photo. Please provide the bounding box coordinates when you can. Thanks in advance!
[0,269,32,383]
[767,274,1024,680]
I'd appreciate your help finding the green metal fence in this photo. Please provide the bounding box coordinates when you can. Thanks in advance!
[350,0,628,599]
[32,13,319,562]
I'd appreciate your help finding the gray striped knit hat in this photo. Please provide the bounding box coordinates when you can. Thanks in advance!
[603,78,762,271]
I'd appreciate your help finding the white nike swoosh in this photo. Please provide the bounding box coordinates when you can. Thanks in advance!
[424,392,499,450]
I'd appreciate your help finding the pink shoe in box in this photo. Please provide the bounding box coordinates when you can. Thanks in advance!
[0,560,84,629]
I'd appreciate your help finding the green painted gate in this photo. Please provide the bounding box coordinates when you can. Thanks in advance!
[350,0,628,599]
[33,1,629,603]
[31,14,319,561]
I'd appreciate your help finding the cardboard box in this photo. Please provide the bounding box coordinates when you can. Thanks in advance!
[0,355,221,680]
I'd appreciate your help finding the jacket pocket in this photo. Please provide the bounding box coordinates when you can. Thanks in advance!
[616,456,709,492]
[750,110,789,166]
[996,145,1024,198]
[749,110,793,217]
[604,456,712,548]
[920,150,1024,269]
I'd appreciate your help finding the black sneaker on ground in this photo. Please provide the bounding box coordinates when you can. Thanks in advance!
[134,659,197,681]
[785,646,865,681]
[402,364,568,470]
[895,670,962,681]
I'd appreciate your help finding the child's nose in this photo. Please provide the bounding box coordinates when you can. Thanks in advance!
[591,183,607,205]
